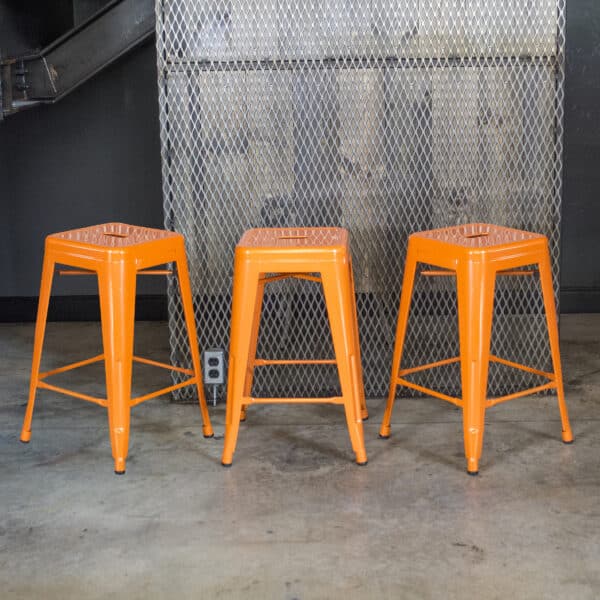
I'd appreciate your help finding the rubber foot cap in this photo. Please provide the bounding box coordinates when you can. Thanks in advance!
[356,460,368,466]
[203,433,215,439]
[562,439,574,445]
[221,462,232,468]
[378,433,390,440]
[20,439,30,444]
[114,470,126,475]
[467,470,479,476]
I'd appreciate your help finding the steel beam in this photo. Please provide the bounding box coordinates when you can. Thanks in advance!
[1,0,154,118]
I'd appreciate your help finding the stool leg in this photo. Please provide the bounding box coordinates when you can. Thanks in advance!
[175,246,214,438]
[98,262,137,474]
[456,260,495,475]
[21,250,55,443]
[379,244,417,439]
[221,259,261,466]
[349,260,368,420]
[538,248,573,443]
[241,278,266,423]
[321,262,367,465]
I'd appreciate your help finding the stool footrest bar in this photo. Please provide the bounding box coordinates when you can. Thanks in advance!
[37,377,199,408]
[39,355,194,379]
[486,382,557,407]
[399,356,461,376]
[39,354,105,379]
[489,355,554,379]
[130,378,198,406]
[243,396,344,405]
[395,377,556,409]
[396,378,463,408]
[398,355,554,380]
[253,358,336,366]
[132,356,194,375]
[37,380,107,406]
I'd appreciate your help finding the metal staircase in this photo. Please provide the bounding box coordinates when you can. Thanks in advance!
[1,0,154,120]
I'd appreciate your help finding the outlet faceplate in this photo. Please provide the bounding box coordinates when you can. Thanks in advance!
[202,348,225,385]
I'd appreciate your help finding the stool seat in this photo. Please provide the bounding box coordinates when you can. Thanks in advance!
[408,223,549,272]
[45,223,185,271]
[21,223,214,473]
[379,223,573,475]
[414,222,543,248]
[238,227,347,249]
[222,227,368,466]
[50,222,180,247]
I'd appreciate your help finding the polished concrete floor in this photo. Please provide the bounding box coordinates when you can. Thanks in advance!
[1,315,599,599]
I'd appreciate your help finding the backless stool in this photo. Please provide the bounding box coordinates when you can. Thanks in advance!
[221,227,368,467]
[379,223,573,475]
[20,223,214,473]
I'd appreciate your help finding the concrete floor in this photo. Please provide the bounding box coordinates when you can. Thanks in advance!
[1,315,599,599]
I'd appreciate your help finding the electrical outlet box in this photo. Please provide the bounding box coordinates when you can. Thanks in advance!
[202,348,225,385]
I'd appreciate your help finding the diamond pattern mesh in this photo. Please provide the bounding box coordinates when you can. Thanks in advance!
[155,0,565,401]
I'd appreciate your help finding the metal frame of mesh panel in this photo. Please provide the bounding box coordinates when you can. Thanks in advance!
[155,0,565,401]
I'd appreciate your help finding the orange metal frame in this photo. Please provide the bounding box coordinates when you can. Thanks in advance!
[243,273,341,406]
[221,228,368,467]
[20,223,214,474]
[35,354,197,408]
[394,355,557,409]
[379,223,573,475]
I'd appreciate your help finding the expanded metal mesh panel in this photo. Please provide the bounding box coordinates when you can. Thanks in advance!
[156,0,565,400]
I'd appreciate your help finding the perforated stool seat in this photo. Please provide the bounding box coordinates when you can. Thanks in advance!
[379,223,573,474]
[221,227,368,466]
[20,223,214,473]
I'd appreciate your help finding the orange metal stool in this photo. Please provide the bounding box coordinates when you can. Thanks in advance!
[379,223,573,475]
[20,223,214,473]
[221,227,368,467]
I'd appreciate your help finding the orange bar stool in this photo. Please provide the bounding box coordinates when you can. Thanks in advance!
[379,223,573,475]
[221,227,368,467]
[20,223,214,473]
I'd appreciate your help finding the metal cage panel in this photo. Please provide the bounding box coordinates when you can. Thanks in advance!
[156,0,565,400]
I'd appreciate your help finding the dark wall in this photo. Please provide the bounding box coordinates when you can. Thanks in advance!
[0,1,112,57]
[0,2,74,57]
[0,41,165,306]
[561,0,600,312]
[1,1,599,317]
[73,1,112,25]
